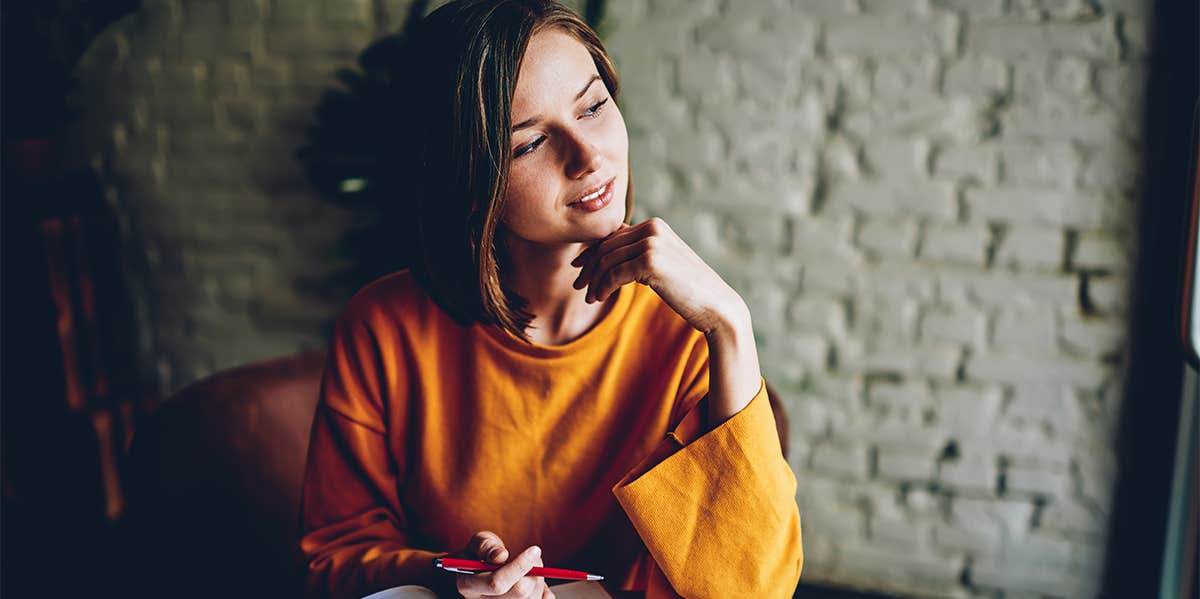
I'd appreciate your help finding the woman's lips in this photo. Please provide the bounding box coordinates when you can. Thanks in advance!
[568,177,616,212]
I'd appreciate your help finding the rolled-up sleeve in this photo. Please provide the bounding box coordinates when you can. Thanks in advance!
[612,380,804,599]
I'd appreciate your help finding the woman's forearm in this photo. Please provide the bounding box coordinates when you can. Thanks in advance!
[703,300,764,429]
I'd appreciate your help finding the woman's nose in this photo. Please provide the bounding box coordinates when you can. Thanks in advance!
[565,136,603,179]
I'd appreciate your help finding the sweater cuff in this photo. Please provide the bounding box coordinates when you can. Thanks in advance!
[611,377,778,493]
[609,379,800,598]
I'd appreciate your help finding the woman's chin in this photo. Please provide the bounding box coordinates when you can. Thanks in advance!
[575,213,626,241]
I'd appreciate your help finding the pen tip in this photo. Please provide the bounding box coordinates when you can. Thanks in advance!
[587,575,604,581]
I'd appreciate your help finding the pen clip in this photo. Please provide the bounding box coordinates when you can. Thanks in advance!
[434,557,483,576]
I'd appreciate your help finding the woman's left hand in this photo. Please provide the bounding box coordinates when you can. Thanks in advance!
[572,217,749,336]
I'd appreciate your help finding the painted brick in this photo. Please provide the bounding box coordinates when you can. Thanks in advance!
[994,226,1066,271]
[968,19,1120,59]
[858,218,920,258]
[919,224,991,266]
[828,181,959,220]
[825,16,958,56]
[919,306,987,348]
[966,187,1114,228]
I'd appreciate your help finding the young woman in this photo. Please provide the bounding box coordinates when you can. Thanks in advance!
[299,1,803,598]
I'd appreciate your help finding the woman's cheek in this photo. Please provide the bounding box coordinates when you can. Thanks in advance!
[608,107,628,145]
[506,169,555,222]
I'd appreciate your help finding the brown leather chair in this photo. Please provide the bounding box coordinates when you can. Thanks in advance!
[123,350,789,598]
[124,350,327,598]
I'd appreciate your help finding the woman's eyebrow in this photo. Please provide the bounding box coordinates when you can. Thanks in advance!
[512,75,602,132]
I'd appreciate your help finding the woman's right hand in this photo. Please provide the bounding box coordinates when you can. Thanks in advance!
[453,531,556,598]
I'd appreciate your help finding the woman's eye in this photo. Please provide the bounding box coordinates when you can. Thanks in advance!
[514,136,545,158]
[584,98,608,117]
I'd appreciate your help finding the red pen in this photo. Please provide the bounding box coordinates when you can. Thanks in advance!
[434,557,604,581]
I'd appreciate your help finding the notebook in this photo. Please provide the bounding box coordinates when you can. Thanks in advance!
[361,580,612,599]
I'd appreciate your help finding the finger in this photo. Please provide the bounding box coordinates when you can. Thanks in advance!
[590,252,651,304]
[523,552,546,599]
[570,242,597,267]
[542,584,557,599]
[489,545,542,595]
[571,245,601,288]
[571,222,631,268]
[458,570,513,598]
[575,225,651,291]
[585,237,654,302]
[589,218,669,270]
[496,575,539,599]
[466,530,509,564]
[590,220,650,265]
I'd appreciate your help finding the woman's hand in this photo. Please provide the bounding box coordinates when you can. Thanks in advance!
[574,217,764,426]
[572,217,750,336]
[453,531,556,598]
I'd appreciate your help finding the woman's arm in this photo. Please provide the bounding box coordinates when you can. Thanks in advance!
[302,300,554,599]
[702,300,763,430]
[577,217,804,598]
[302,405,448,598]
[574,216,764,428]
[300,308,448,599]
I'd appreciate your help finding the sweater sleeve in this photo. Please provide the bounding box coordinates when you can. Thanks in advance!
[299,307,447,599]
[611,379,804,599]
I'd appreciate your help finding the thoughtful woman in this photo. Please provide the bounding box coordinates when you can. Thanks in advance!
[299,1,803,597]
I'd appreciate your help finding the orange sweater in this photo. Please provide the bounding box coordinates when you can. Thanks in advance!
[300,270,803,598]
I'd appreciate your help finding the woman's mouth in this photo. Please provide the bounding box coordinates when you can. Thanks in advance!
[568,177,616,212]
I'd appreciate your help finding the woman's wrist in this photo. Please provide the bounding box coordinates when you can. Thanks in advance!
[700,288,753,339]
[703,304,763,428]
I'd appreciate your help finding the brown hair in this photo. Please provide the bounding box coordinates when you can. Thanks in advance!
[400,0,633,342]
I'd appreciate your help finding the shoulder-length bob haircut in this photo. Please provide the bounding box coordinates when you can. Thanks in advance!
[398,0,632,342]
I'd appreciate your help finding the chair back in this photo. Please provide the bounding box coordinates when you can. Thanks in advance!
[124,350,326,598]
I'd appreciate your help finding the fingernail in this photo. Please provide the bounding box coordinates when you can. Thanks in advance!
[531,546,541,556]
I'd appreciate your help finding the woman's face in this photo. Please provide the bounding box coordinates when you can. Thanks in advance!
[500,29,629,247]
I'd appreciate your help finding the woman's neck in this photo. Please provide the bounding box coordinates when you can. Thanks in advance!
[499,234,616,346]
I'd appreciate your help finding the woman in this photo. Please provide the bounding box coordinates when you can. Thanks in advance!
[299,1,803,598]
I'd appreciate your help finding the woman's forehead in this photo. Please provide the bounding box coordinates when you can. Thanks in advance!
[512,29,599,114]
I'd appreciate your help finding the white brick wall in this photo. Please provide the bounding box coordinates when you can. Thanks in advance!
[603,1,1144,597]
[70,0,1147,596]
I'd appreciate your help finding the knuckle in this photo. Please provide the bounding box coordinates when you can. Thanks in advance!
[640,252,657,270]
[522,547,542,569]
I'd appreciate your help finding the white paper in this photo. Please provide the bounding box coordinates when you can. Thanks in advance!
[548,580,614,598]
[360,585,440,599]
[361,581,612,599]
